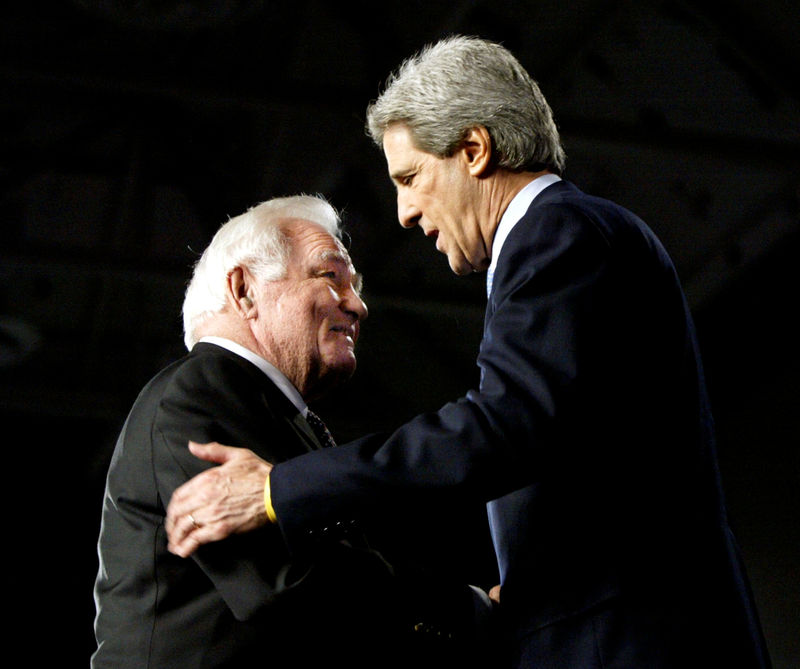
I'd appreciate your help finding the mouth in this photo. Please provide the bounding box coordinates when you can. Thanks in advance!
[424,229,444,252]
[330,324,357,344]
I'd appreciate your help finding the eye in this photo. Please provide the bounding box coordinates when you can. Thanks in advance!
[394,173,414,187]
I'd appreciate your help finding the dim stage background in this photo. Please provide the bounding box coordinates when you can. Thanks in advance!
[1,1,797,666]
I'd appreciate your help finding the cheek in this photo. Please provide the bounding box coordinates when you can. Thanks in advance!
[271,306,317,358]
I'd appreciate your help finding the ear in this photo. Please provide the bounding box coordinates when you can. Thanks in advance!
[458,126,493,177]
[226,266,257,318]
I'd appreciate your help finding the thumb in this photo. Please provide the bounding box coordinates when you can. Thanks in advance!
[188,441,239,464]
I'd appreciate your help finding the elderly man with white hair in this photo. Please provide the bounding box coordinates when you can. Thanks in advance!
[92,194,490,669]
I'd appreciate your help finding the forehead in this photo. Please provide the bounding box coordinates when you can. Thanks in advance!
[284,218,351,265]
[383,124,425,168]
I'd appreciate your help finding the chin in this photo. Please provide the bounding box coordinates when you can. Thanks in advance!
[328,357,357,381]
[450,251,488,275]
[449,259,473,276]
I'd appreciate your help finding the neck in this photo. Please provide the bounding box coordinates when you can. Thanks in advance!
[195,312,257,354]
[483,169,550,254]
[499,169,550,210]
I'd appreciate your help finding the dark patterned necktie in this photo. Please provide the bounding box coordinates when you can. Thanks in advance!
[305,409,337,449]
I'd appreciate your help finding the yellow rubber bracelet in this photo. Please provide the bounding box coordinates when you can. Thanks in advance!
[264,473,277,523]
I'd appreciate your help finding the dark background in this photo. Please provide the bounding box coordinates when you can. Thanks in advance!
[1,1,797,666]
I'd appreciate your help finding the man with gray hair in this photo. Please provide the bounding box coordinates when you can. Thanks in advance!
[92,194,489,668]
[166,37,771,668]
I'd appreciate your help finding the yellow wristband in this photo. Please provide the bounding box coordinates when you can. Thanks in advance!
[264,472,277,523]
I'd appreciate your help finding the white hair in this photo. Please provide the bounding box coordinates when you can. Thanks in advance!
[182,194,341,350]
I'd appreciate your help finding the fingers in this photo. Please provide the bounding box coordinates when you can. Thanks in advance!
[165,470,211,529]
[167,514,202,558]
[165,469,226,536]
[166,484,258,557]
[166,442,253,526]
[165,443,273,557]
[167,514,239,558]
[188,440,241,464]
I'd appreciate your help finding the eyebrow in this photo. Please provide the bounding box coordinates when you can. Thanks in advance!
[353,272,364,294]
[318,249,348,265]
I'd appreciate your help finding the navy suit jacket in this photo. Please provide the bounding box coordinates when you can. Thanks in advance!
[270,181,771,668]
[92,343,480,668]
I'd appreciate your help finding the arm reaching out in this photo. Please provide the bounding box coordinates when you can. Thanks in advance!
[166,441,272,557]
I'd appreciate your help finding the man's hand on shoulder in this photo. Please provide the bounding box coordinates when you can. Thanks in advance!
[166,441,273,557]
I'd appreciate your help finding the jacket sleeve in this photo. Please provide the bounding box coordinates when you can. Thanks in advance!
[271,202,616,551]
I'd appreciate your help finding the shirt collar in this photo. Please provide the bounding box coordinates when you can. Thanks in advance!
[486,173,562,297]
[197,336,308,416]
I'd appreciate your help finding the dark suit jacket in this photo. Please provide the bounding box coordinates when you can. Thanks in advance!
[92,343,481,668]
[270,181,772,668]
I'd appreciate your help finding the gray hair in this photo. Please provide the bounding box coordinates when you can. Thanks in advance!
[182,194,341,350]
[366,35,566,175]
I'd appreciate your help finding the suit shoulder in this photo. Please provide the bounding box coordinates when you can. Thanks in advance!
[529,182,657,247]
[145,349,250,431]
[154,345,301,448]
[501,191,614,272]
[167,345,271,396]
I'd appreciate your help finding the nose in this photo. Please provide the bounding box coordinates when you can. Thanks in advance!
[342,287,368,323]
[397,192,421,229]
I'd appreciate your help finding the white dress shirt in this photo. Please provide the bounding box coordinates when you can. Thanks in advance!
[486,173,562,297]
